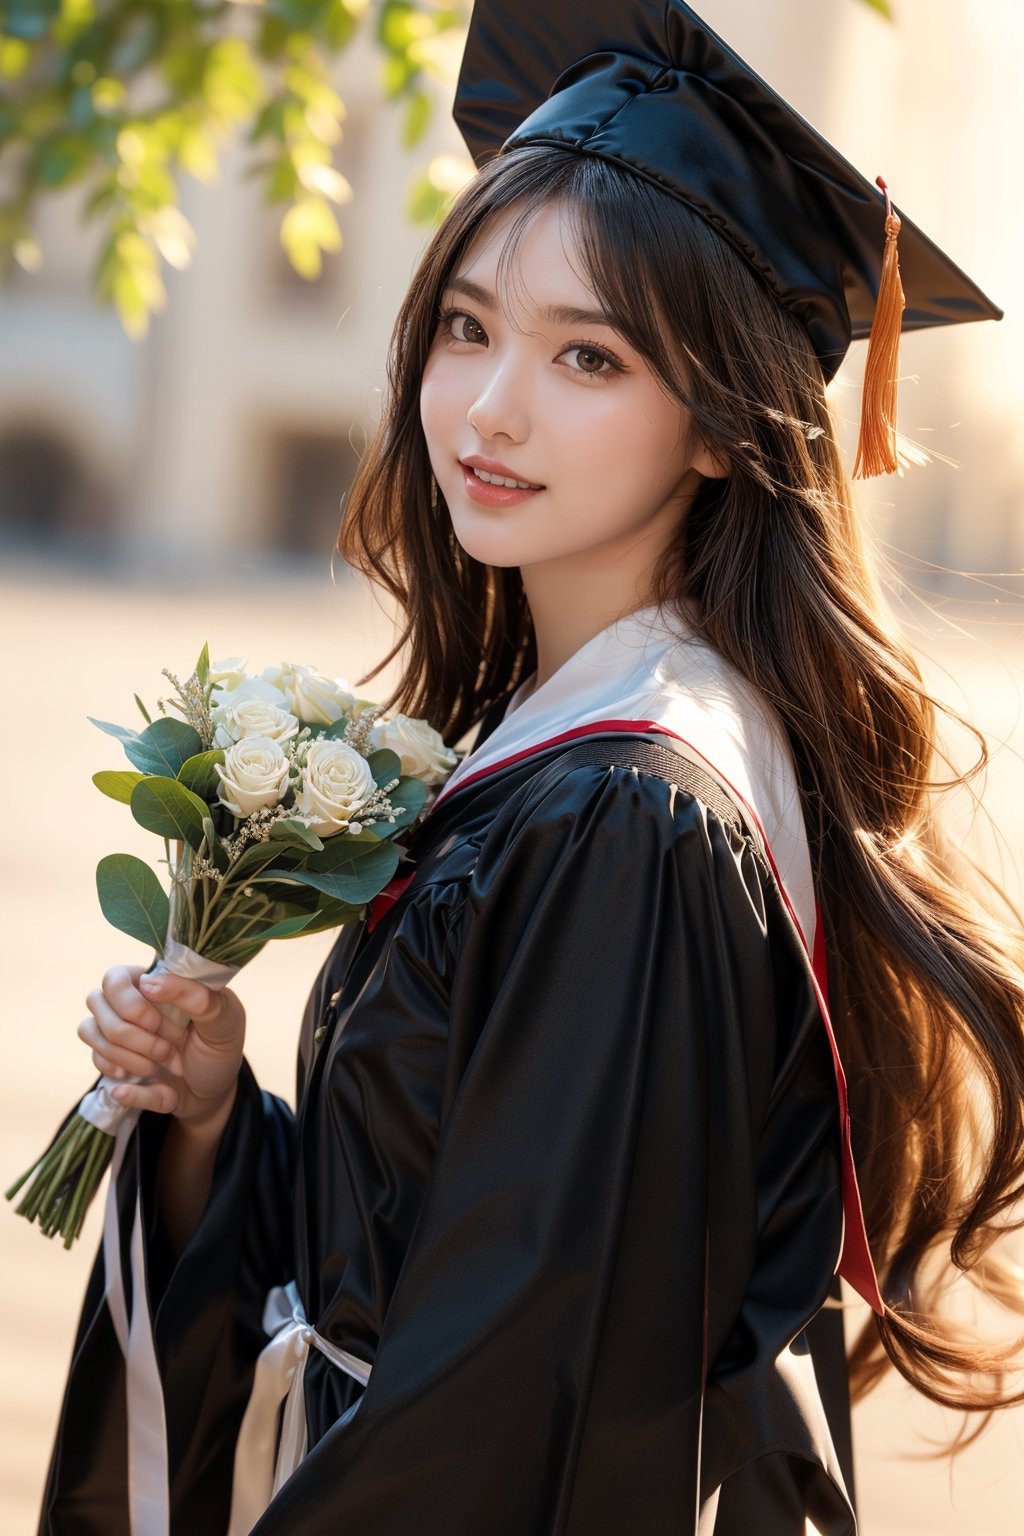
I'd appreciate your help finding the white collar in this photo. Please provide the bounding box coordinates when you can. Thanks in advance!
[437,602,816,952]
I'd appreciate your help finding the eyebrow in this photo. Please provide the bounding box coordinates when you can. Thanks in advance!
[444,275,616,331]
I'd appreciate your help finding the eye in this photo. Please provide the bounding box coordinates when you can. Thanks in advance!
[560,343,621,378]
[440,308,487,345]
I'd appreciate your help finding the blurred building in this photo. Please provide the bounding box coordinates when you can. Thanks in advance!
[0,0,1022,593]
[0,25,457,580]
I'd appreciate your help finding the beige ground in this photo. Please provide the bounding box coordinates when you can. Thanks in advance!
[2,566,1023,1534]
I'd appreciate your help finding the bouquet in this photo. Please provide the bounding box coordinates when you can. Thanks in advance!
[7,644,456,1246]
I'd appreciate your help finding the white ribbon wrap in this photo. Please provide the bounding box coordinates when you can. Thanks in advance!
[94,938,240,1536]
[227,1281,372,1536]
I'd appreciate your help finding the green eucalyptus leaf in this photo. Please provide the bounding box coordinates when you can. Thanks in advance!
[321,718,351,741]
[226,840,304,883]
[307,829,381,872]
[133,693,152,725]
[177,749,225,800]
[367,748,401,788]
[271,818,324,851]
[245,879,323,908]
[378,775,426,833]
[265,839,399,904]
[130,776,209,849]
[195,642,210,687]
[124,718,203,776]
[88,715,137,744]
[248,912,319,942]
[96,854,169,953]
[92,769,146,804]
[292,897,365,934]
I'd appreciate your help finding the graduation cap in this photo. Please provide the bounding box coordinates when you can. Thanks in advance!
[453,0,1002,478]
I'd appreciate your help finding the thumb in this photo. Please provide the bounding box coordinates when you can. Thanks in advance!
[138,972,239,1046]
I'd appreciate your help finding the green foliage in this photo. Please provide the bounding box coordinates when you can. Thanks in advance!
[123,717,204,777]
[88,714,138,744]
[92,768,146,803]
[267,836,399,904]
[272,818,325,851]
[367,746,401,787]
[384,774,426,831]
[130,775,209,849]
[0,0,468,335]
[264,895,365,936]
[405,163,451,226]
[96,851,169,952]
[194,641,210,688]
[176,748,225,800]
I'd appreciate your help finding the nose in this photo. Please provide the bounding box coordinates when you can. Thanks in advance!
[466,357,529,444]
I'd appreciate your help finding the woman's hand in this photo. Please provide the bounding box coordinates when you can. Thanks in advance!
[78,963,246,1129]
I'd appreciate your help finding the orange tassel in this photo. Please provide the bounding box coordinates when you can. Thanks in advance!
[853,176,906,479]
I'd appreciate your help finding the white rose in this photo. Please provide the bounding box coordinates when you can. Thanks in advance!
[211,696,300,749]
[371,714,457,785]
[211,675,289,713]
[216,736,291,818]
[262,662,355,726]
[294,740,376,835]
[208,656,250,691]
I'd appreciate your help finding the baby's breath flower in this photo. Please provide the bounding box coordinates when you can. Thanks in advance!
[341,706,386,757]
[160,666,213,746]
[190,855,223,883]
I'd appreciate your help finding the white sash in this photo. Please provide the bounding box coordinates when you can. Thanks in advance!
[227,1282,371,1535]
[97,940,239,1536]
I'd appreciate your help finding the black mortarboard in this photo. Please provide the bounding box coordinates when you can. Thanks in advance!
[453,0,1002,476]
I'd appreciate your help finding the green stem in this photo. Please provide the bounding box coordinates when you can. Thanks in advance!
[5,1116,77,1202]
[196,888,275,958]
[63,1128,113,1247]
[7,1113,116,1245]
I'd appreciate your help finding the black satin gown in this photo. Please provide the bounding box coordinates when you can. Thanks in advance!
[39,717,858,1534]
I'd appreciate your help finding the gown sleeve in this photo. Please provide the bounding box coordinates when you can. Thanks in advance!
[37,1062,296,1536]
[252,760,857,1536]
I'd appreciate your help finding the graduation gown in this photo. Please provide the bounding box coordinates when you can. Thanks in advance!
[39,604,871,1535]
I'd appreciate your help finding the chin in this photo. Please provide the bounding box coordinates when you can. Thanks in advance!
[451,533,525,569]
[447,514,542,570]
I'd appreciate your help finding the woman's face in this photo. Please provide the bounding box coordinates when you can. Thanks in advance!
[419,199,719,573]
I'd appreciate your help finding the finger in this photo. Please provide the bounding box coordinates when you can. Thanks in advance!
[89,1040,185,1083]
[95,967,165,1034]
[108,1081,178,1116]
[90,1052,136,1081]
[138,973,226,1027]
[79,1002,175,1069]
[78,1017,175,1084]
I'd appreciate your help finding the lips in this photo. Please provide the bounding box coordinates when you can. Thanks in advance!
[460,456,544,491]
[459,460,544,508]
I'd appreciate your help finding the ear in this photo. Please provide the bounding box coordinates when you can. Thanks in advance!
[690,438,729,480]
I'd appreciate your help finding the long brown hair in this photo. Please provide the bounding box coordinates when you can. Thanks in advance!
[339,145,1024,1413]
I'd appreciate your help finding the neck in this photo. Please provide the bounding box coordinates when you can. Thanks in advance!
[517,486,704,687]
[520,573,639,689]
[521,537,680,686]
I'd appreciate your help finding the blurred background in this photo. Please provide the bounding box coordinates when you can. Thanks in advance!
[2,0,1023,1531]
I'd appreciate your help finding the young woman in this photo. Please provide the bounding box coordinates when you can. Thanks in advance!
[40,4,1024,1533]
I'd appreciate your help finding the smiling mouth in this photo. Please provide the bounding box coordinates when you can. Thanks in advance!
[462,464,544,491]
